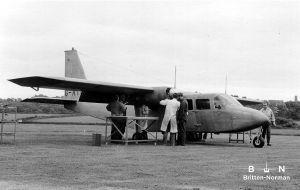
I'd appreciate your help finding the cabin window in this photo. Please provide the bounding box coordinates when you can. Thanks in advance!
[196,99,210,110]
[187,99,193,110]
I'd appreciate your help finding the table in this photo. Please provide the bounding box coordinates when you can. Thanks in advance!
[105,116,159,145]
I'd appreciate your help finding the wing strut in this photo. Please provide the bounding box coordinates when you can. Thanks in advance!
[31,87,39,91]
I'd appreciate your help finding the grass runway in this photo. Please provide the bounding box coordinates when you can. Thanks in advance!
[0,115,299,190]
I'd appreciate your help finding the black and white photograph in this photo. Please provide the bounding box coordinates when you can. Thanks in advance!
[0,0,299,189]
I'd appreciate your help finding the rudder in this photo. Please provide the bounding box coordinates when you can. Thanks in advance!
[64,48,85,100]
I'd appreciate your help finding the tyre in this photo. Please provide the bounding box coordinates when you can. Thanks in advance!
[253,136,265,148]
[132,132,147,140]
[141,131,148,140]
[132,133,137,140]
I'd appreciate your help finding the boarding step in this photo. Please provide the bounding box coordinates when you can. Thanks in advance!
[229,132,245,143]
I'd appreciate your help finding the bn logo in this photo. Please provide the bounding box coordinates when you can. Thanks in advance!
[248,162,286,173]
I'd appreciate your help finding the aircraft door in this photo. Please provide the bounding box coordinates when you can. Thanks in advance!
[188,99,213,132]
[186,99,197,131]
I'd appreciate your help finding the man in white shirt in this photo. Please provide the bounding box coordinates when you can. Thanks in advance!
[160,92,180,146]
[260,101,276,146]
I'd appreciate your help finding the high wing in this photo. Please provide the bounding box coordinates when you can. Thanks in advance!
[236,97,263,106]
[9,76,154,104]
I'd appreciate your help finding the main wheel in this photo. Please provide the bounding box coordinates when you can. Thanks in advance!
[132,132,148,140]
[253,136,265,148]
[141,131,148,140]
[132,133,137,140]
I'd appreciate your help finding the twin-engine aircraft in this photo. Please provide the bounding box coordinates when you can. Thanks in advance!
[9,48,269,147]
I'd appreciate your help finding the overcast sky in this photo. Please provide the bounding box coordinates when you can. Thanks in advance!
[0,0,299,101]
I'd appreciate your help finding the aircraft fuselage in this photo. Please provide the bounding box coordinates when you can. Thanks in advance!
[65,91,269,134]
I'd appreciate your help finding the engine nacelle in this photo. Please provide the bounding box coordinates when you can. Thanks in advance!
[143,87,171,110]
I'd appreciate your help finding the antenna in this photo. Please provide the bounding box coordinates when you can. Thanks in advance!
[225,73,228,94]
[174,66,177,88]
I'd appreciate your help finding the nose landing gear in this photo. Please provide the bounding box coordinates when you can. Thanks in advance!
[253,127,265,148]
[253,136,265,148]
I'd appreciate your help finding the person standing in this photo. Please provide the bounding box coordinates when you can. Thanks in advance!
[260,101,276,146]
[177,93,188,146]
[160,93,180,146]
[133,103,149,140]
[141,104,149,130]
[119,94,128,138]
[106,95,127,140]
[165,88,171,99]
[120,94,128,114]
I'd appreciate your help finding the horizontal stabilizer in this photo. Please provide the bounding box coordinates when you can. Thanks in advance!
[22,97,77,104]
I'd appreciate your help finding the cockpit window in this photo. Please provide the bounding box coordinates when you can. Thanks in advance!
[196,99,210,110]
[214,94,242,108]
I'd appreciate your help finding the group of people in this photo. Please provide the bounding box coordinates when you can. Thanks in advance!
[160,89,188,146]
[106,92,276,147]
[105,90,188,146]
[106,94,149,140]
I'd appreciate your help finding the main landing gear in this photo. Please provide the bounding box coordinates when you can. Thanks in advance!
[132,131,148,140]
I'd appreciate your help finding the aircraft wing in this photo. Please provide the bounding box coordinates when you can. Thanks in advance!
[22,97,77,104]
[236,97,263,106]
[9,76,154,104]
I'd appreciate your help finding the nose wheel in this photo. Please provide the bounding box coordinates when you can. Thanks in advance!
[253,136,265,148]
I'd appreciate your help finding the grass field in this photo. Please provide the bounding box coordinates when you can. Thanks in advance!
[0,115,299,190]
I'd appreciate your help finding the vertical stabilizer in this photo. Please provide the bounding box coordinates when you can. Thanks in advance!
[65,47,86,79]
[64,48,85,100]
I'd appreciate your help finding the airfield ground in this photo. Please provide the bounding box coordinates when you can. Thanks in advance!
[0,115,299,190]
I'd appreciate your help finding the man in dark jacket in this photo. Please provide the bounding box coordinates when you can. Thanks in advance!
[177,93,188,146]
[106,95,127,140]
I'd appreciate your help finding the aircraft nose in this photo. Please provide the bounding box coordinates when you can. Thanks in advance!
[253,110,269,127]
[232,108,270,132]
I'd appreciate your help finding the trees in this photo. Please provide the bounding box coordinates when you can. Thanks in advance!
[0,95,72,114]
[285,101,300,120]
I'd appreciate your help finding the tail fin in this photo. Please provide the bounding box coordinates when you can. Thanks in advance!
[64,48,85,100]
[65,48,86,79]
